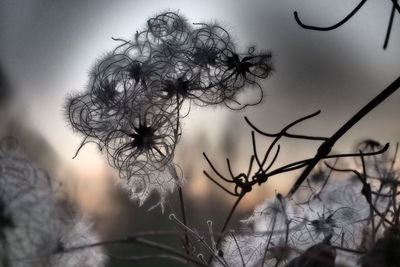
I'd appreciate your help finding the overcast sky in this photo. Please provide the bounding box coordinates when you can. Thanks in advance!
[0,0,399,199]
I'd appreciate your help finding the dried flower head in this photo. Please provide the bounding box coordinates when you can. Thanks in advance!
[293,179,369,250]
[0,145,62,266]
[66,11,273,206]
[104,103,178,172]
[0,139,107,266]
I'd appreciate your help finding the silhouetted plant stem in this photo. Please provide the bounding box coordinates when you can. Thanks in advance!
[110,254,194,264]
[359,151,377,243]
[392,185,399,225]
[261,214,277,267]
[383,1,397,49]
[177,185,191,258]
[245,110,328,141]
[332,246,366,255]
[220,195,244,240]
[208,195,245,264]
[135,237,206,266]
[287,75,400,198]
[313,158,338,199]
[295,0,400,48]
[294,0,367,31]
[59,235,207,266]
[391,0,400,12]
[230,233,246,267]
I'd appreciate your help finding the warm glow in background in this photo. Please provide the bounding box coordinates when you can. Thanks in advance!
[1,1,400,265]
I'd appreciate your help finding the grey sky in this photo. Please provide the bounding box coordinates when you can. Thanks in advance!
[0,0,399,194]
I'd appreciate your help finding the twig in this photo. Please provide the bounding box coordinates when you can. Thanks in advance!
[177,185,191,258]
[58,235,207,267]
[294,0,367,31]
[383,1,397,49]
[287,75,400,198]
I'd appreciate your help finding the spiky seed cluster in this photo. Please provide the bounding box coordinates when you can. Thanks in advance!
[0,145,106,267]
[66,11,273,205]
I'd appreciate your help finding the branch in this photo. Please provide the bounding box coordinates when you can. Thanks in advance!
[245,110,328,141]
[383,1,397,49]
[287,75,400,198]
[58,235,207,267]
[294,0,367,31]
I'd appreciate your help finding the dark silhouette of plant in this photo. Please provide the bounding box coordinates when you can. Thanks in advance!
[294,0,400,49]
[285,235,335,267]
[1,6,399,266]
[62,6,400,267]
[66,11,273,206]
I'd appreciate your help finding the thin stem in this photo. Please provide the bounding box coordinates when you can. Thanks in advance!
[359,152,376,243]
[383,1,397,49]
[268,144,388,180]
[110,254,192,264]
[260,134,281,170]
[231,233,246,267]
[265,145,280,173]
[252,131,263,168]
[220,195,244,236]
[209,195,245,265]
[134,237,208,267]
[392,184,399,225]
[294,0,367,31]
[177,185,191,257]
[391,0,400,13]
[245,110,328,141]
[203,153,233,183]
[59,236,207,267]
[169,214,228,266]
[331,245,366,255]
[287,75,400,198]
[315,158,338,198]
[203,170,237,196]
[261,215,277,267]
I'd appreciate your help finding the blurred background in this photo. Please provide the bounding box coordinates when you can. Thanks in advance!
[0,0,399,266]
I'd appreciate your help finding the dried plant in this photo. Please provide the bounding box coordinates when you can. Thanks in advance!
[1,7,400,267]
[66,11,273,206]
[0,138,106,267]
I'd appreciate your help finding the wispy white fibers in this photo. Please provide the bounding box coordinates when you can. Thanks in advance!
[215,177,372,266]
[294,179,370,250]
[0,141,106,266]
[66,11,273,207]
[50,214,107,267]
[0,145,62,266]
[216,233,268,267]
[215,194,297,267]
[242,193,295,233]
[119,162,184,212]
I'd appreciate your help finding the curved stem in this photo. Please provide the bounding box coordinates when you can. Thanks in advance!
[245,110,328,141]
[294,0,367,31]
